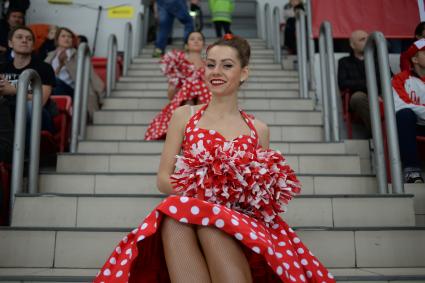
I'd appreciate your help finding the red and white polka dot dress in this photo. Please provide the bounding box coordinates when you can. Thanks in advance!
[144,50,212,140]
[94,105,336,283]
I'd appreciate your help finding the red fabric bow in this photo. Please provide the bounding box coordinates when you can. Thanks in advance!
[223,33,234,40]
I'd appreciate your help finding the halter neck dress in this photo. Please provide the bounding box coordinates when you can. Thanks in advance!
[94,104,335,283]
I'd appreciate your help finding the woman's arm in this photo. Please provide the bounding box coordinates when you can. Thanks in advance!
[253,119,270,149]
[157,105,190,194]
[167,83,177,100]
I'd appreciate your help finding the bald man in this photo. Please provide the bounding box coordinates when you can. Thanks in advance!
[337,30,372,137]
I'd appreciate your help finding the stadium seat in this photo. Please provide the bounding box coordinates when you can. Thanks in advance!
[0,162,11,226]
[28,23,50,51]
[40,95,72,154]
[92,56,123,85]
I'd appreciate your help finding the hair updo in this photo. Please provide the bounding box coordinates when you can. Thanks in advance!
[207,35,251,68]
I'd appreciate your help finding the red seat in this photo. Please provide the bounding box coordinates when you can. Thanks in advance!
[341,90,385,138]
[40,95,72,154]
[92,56,123,85]
[0,162,11,226]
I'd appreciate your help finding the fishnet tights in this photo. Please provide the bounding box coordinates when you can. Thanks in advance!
[161,216,252,283]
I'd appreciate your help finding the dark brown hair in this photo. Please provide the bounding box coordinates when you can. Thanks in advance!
[54,27,76,47]
[8,25,34,41]
[207,35,251,68]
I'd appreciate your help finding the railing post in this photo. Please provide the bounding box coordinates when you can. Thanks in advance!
[319,22,339,142]
[135,12,143,57]
[141,0,150,53]
[319,25,330,142]
[10,69,43,216]
[106,34,118,98]
[364,32,403,194]
[79,45,92,140]
[265,4,272,49]
[123,22,133,77]
[305,0,316,91]
[273,7,281,64]
[295,9,308,98]
[70,43,90,153]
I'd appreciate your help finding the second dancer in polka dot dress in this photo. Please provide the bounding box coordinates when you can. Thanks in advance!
[144,31,212,140]
[94,35,336,283]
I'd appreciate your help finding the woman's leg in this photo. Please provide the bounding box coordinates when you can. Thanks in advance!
[161,216,211,283]
[197,226,252,283]
[214,21,222,38]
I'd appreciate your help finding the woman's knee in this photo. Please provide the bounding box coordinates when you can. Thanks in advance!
[396,108,417,123]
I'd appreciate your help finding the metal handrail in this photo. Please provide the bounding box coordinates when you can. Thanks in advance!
[305,0,315,91]
[135,12,143,57]
[123,22,133,76]
[295,9,308,98]
[319,21,339,142]
[272,7,281,64]
[106,34,118,98]
[10,69,43,215]
[70,43,91,153]
[364,32,403,194]
[141,0,151,54]
[265,4,272,49]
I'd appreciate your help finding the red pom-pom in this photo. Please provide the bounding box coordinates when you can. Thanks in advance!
[170,141,301,225]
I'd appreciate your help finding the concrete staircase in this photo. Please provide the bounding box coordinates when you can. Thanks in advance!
[1,38,425,282]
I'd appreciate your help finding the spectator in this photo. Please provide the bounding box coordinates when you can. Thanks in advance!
[77,35,88,45]
[338,30,373,137]
[400,22,425,71]
[0,8,25,61]
[393,38,425,183]
[2,0,30,16]
[0,25,56,134]
[152,0,194,57]
[282,0,304,54]
[37,25,57,61]
[190,0,203,32]
[209,0,234,38]
[44,27,105,120]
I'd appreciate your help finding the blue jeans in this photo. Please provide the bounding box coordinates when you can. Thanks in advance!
[155,0,194,52]
[396,108,425,170]
[26,101,56,134]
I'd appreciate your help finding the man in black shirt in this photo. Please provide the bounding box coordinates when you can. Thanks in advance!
[0,8,25,61]
[337,30,372,137]
[0,25,56,133]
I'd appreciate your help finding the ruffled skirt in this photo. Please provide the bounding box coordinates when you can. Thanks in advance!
[94,195,335,283]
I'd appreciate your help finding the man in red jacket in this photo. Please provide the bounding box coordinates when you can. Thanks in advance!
[400,22,425,72]
[393,38,425,183]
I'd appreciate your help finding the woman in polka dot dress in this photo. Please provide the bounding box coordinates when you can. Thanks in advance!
[144,31,212,140]
[94,36,336,283]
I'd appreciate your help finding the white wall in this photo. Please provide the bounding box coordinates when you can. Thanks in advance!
[26,0,144,57]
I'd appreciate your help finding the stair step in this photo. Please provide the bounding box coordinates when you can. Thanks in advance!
[1,227,424,269]
[111,89,301,98]
[11,194,415,228]
[39,173,379,196]
[86,124,324,142]
[119,75,297,83]
[132,57,278,64]
[127,69,298,77]
[114,81,299,90]
[56,153,362,174]
[2,267,425,282]
[92,110,323,126]
[129,63,283,71]
[102,97,313,111]
[76,140,369,156]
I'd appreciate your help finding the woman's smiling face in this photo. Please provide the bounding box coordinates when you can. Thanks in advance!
[205,45,249,97]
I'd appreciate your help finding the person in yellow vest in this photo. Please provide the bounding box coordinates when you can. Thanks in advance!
[208,0,234,38]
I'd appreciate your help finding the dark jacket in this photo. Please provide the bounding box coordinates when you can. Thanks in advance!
[337,54,368,93]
